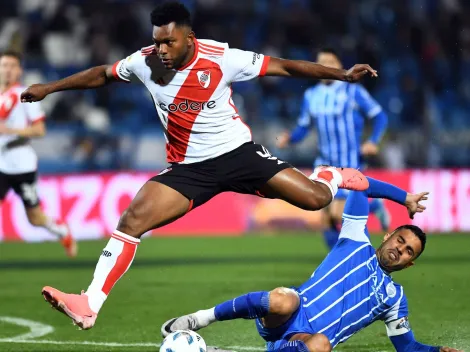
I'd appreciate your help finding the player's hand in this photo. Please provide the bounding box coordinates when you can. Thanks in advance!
[20,84,50,103]
[404,192,429,219]
[276,132,290,149]
[345,64,378,82]
[440,347,464,352]
[361,141,379,156]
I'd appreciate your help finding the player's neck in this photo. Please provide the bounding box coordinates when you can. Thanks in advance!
[178,44,196,70]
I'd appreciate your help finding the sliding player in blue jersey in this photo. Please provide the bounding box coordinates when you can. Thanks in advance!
[161,169,461,352]
[277,48,390,250]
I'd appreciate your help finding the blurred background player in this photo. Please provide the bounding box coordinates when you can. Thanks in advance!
[0,50,76,257]
[277,48,389,250]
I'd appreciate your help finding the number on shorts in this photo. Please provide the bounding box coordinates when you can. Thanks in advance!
[257,146,285,165]
[20,182,39,205]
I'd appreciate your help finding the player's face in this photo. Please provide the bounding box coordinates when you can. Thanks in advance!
[0,56,22,87]
[153,23,195,70]
[376,228,423,272]
[317,52,342,84]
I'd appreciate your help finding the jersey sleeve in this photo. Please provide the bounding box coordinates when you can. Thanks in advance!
[354,84,382,118]
[339,190,370,243]
[383,287,409,327]
[222,48,270,83]
[24,100,45,124]
[111,50,141,83]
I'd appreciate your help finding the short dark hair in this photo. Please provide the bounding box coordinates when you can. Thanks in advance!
[393,224,427,258]
[0,50,22,64]
[318,47,340,59]
[150,1,191,27]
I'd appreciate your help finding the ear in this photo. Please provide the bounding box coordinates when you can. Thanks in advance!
[382,232,391,243]
[405,261,415,269]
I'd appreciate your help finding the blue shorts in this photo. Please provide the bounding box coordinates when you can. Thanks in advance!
[255,302,315,351]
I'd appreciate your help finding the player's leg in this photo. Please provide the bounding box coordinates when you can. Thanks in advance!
[42,165,220,329]
[42,181,190,328]
[162,287,300,336]
[10,171,77,256]
[321,197,346,250]
[286,333,332,352]
[25,205,77,257]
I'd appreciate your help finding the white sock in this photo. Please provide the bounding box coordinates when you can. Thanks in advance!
[85,230,140,313]
[309,166,343,197]
[194,308,217,328]
[44,218,68,238]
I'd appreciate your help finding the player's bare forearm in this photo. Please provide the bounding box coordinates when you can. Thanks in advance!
[46,65,113,93]
[265,58,378,83]
[21,65,116,103]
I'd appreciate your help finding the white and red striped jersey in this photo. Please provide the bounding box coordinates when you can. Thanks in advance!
[112,39,270,164]
[0,84,45,174]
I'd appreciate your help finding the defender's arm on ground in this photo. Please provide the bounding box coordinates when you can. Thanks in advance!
[20,65,117,103]
[386,318,461,352]
[266,57,378,82]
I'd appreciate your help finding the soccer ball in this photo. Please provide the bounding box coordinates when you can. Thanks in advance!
[159,330,207,352]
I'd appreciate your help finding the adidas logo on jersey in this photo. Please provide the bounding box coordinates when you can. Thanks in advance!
[159,99,216,113]
[197,70,211,88]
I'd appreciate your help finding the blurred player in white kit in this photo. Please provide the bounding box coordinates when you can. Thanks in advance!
[0,50,77,257]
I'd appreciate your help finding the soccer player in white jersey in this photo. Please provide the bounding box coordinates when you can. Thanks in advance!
[162,173,462,352]
[0,51,76,257]
[22,2,379,329]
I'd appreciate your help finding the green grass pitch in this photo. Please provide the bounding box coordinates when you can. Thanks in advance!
[0,234,469,351]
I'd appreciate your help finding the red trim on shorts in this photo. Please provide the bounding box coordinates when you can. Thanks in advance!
[259,56,271,76]
[101,240,137,295]
[255,190,266,198]
[166,58,224,163]
[178,39,199,71]
[187,199,194,213]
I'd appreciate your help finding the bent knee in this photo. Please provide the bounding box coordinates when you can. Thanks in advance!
[117,206,144,238]
[269,287,300,316]
[301,185,332,211]
[305,333,332,352]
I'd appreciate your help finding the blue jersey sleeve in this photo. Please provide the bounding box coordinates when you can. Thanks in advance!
[339,190,370,243]
[289,90,313,144]
[355,84,383,119]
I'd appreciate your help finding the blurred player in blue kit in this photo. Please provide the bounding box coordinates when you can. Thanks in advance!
[162,173,462,352]
[277,48,390,249]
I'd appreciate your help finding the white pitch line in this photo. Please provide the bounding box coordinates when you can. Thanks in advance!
[0,316,54,341]
[0,338,266,351]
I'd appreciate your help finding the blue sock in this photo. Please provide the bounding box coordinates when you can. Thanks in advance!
[369,198,382,213]
[323,227,340,250]
[214,291,270,321]
[274,340,309,352]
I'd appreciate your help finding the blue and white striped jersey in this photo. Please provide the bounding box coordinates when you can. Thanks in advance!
[297,81,383,169]
[297,190,408,348]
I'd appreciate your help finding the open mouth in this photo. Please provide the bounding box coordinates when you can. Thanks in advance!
[389,250,398,261]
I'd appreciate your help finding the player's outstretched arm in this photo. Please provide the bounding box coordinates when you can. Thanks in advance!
[365,177,428,220]
[265,57,378,82]
[21,65,116,103]
[388,326,462,352]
